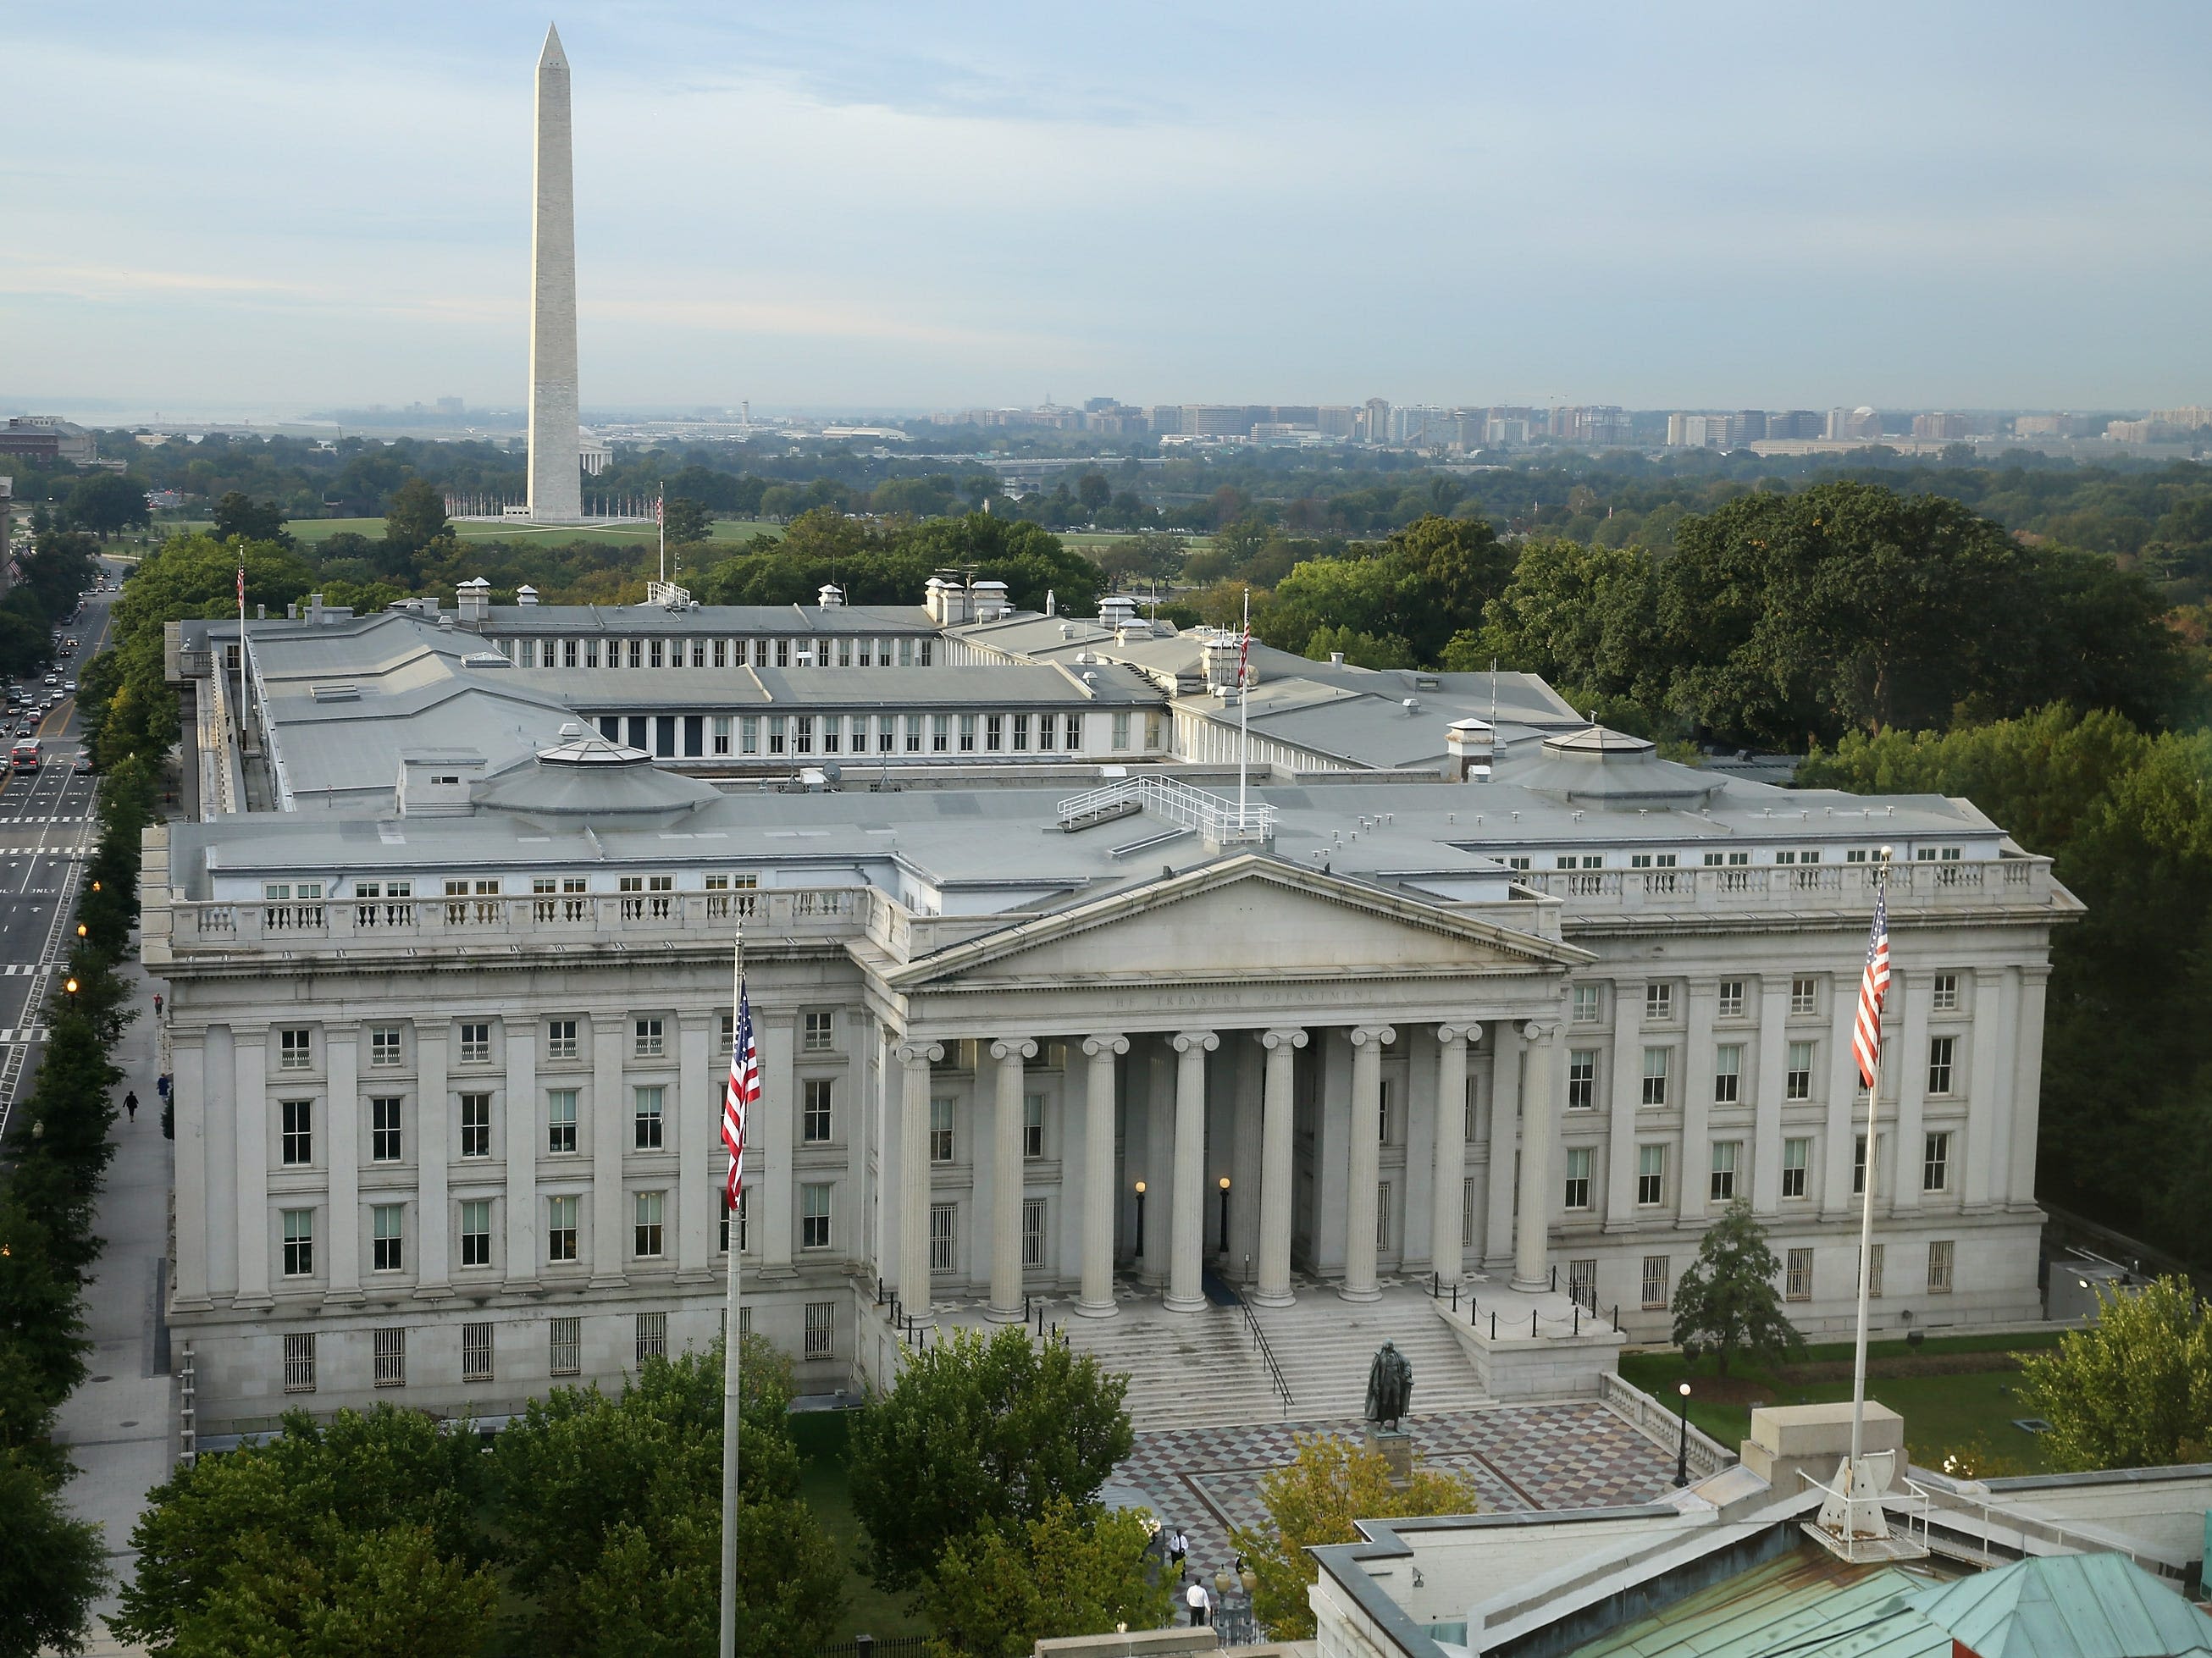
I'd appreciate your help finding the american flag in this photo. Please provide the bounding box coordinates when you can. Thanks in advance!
[236,566,246,609]
[722,978,759,1207]
[1851,885,1890,1088]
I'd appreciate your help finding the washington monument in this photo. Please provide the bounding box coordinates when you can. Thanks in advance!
[528,23,583,521]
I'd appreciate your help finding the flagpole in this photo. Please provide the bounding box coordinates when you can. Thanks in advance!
[236,566,248,766]
[1845,848,1892,1493]
[718,927,744,1658]
[1237,586,1250,828]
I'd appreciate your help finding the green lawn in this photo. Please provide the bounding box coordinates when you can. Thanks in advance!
[1619,1330,2071,1473]
[790,1412,928,1641]
[285,516,784,548]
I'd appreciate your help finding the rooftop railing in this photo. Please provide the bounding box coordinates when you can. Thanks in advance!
[1512,858,2055,917]
[1057,774,1275,845]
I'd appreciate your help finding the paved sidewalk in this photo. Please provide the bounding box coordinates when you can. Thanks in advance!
[48,955,169,1656]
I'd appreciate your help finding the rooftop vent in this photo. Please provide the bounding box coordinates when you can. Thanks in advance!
[817,583,844,609]
[456,577,491,623]
[516,584,539,607]
[308,683,359,702]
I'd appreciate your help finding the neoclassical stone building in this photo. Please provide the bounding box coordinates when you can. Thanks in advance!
[146,693,2073,1435]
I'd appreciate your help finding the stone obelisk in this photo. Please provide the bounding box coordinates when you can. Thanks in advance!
[528,23,583,522]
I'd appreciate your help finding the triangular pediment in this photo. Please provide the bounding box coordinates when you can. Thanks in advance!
[887,854,1590,991]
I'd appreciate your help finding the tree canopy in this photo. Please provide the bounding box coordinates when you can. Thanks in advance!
[2019,1278,2212,1470]
[921,1499,1170,1658]
[1668,1199,1803,1378]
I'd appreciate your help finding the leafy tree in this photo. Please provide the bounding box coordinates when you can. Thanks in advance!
[383,478,449,556]
[848,1326,1133,1592]
[1076,471,1113,516]
[168,1522,495,1658]
[0,1446,108,1658]
[62,472,149,538]
[1230,1434,1477,1640]
[1668,1198,1803,1378]
[923,1499,1170,1658]
[211,492,293,548]
[1305,625,1413,669]
[662,496,713,544]
[2018,1277,2212,1470]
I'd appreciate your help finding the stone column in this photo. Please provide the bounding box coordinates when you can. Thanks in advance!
[1341,1025,1395,1302]
[503,1014,539,1292]
[987,1037,1037,1320]
[896,1041,943,1321]
[1678,982,1715,1229]
[1822,980,1862,1217]
[1892,975,1933,1214]
[173,1031,211,1310]
[1484,1025,1521,1270]
[1512,1022,1561,1291]
[590,1014,625,1288]
[1751,976,1790,1212]
[1078,1035,1128,1318]
[325,1021,362,1302]
[1165,1031,1218,1313]
[234,1028,271,1309]
[1430,1024,1479,1287]
[1253,1028,1306,1307]
[2008,968,2049,1209]
[417,1023,451,1298]
[1141,1041,1173,1286]
[758,1013,796,1276]
[1604,984,1644,1225]
[677,1010,713,1283]
[1965,969,2011,1210]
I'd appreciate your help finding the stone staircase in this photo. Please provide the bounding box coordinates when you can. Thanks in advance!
[1053,1285,1490,1433]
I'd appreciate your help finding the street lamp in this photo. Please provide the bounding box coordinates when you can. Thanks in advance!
[1674,1381,1692,1487]
[1217,1175,1231,1255]
[1133,1181,1147,1258]
[63,976,79,996]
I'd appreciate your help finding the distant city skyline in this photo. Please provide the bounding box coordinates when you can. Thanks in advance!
[5,3,2210,412]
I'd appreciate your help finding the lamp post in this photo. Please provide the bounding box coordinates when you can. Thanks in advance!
[1674,1381,1692,1487]
[1133,1181,1147,1259]
[1217,1175,1231,1256]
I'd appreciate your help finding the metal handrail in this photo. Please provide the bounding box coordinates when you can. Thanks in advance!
[1240,1300,1294,1417]
[1057,774,1275,843]
[1901,1478,2187,1580]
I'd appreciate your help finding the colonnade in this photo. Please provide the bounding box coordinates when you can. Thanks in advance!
[893,1017,1562,1321]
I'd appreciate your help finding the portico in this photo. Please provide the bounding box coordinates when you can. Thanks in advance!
[877,856,1584,1320]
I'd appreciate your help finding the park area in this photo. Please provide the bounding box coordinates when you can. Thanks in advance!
[1619,1329,2071,1474]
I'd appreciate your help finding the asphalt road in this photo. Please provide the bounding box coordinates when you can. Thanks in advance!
[0,568,119,1145]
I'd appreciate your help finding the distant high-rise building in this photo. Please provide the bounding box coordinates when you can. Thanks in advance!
[1314,406,1358,438]
[1764,410,1823,440]
[1826,406,1883,442]
[1359,398,1391,444]
[2152,406,2212,430]
[1911,412,1971,441]
[1734,410,1768,444]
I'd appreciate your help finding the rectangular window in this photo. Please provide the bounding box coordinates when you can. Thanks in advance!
[1932,972,1960,1013]
[1709,1141,1739,1202]
[1021,1197,1047,1268]
[929,1096,956,1163]
[1923,1130,1951,1193]
[1012,713,1030,751]
[904,714,923,753]
[958,714,976,753]
[932,714,950,753]
[1378,1078,1393,1146]
[648,638,664,669]
[767,716,787,754]
[1556,853,1601,870]
[1065,713,1081,749]
[773,638,788,668]
[1567,1050,1596,1109]
[1039,712,1058,749]
[802,1079,832,1144]
[1927,1239,1955,1294]
[802,1010,834,1052]
[822,715,842,754]
[801,1182,832,1250]
[369,1026,402,1067]
[711,716,732,756]
[1790,975,1818,1016]
[280,1099,312,1166]
[1568,1258,1598,1307]
[282,1208,314,1277]
[1563,1147,1592,1209]
[1855,1135,1872,1196]
[740,716,761,755]
[930,1202,957,1272]
[804,1301,835,1360]
[719,1186,749,1254]
[1640,1255,1671,1311]
[1861,1242,1885,1299]
[461,1199,492,1268]
[1629,852,1678,869]
[636,1310,667,1362]
[548,1195,579,1263]
[635,1190,665,1257]
[1111,711,1131,751]
[634,1017,665,1058]
[1717,981,1745,1019]
[1786,1247,1813,1302]
[550,1316,582,1376]
[458,1021,490,1064]
[634,1086,665,1151]
[1927,1036,1955,1096]
[283,1331,317,1392]
[1145,713,1163,749]
[1375,1181,1391,1250]
[1645,983,1673,1022]
[547,1089,578,1154]
[1023,1092,1046,1159]
[373,1327,406,1387]
[1641,1047,1669,1107]
[370,1097,403,1163]
[1786,1041,1814,1102]
[984,713,1003,751]
[279,1027,312,1070]
[1462,1176,1477,1250]
[462,1321,493,1383]
[1712,1045,1741,1105]
[547,1019,578,1061]
[373,1203,406,1272]
[1571,984,1601,1023]
[460,1092,491,1158]
[1782,1136,1811,1199]
[1637,1144,1665,1207]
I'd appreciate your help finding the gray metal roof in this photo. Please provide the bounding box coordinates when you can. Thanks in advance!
[476,601,938,635]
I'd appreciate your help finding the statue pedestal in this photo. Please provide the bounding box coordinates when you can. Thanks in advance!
[1365,1424,1413,1487]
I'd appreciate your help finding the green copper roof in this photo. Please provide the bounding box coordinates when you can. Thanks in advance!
[1907,1553,2212,1658]
[1568,1550,1945,1658]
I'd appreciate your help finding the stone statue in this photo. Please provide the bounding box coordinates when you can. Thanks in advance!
[1364,1339,1414,1431]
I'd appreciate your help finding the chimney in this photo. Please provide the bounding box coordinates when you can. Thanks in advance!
[817,583,844,609]
[1446,718,1495,782]
[456,577,491,624]
[285,601,297,620]
[1329,650,1345,666]
[516,585,539,607]
[308,592,325,625]
[1098,594,1137,633]
[971,579,1010,622]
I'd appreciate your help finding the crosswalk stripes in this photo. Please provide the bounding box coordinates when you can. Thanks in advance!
[0,964,42,975]
[0,1029,51,1043]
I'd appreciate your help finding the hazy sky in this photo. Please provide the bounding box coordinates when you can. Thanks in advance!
[6,3,2209,417]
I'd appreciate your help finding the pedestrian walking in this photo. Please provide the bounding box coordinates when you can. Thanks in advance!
[123,1089,137,1123]
[1186,1578,1208,1628]
[1170,1528,1187,1571]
